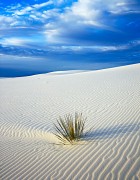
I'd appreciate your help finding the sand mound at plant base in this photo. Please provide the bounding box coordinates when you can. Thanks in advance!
[0,64,140,179]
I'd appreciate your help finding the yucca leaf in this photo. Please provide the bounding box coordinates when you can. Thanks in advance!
[53,113,87,144]
[54,124,72,143]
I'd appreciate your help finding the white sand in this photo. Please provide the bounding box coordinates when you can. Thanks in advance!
[0,64,140,180]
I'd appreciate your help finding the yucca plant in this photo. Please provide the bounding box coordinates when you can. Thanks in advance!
[53,113,86,145]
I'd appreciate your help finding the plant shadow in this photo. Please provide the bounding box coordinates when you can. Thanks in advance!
[84,122,139,141]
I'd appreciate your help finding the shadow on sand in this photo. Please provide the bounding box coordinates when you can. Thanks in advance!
[85,122,139,141]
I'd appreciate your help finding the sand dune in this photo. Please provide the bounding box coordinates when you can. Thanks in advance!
[0,64,140,180]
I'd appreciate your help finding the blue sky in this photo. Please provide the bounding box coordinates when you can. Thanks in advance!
[0,0,140,76]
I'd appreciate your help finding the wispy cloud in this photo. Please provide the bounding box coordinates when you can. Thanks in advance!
[43,0,140,45]
[0,37,31,46]
[0,0,139,57]
[14,0,53,16]
[0,40,140,58]
[0,0,139,78]
[0,15,15,28]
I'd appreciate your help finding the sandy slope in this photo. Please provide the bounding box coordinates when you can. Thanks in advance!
[0,64,140,180]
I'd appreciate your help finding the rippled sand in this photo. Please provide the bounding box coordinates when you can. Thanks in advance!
[0,64,140,180]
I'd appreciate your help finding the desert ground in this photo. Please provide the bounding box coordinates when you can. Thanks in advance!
[0,64,140,180]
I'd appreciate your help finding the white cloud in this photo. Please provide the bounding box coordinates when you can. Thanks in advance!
[33,1,53,9]
[98,45,129,52]
[0,38,31,46]
[71,0,100,20]
[13,0,132,20]
[0,15,15,28]
[44,28,61,43]
[109,1,139,14]
[29,9,59,22]
[44,0,133,44]
[14,6,33,16]
[1,0,138,48]
[0,16,13,23]
[14,0,53,16]
[57,0,64,5]
[63,0,130,25]
[52,44,130,52]
[8,0,61,26]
